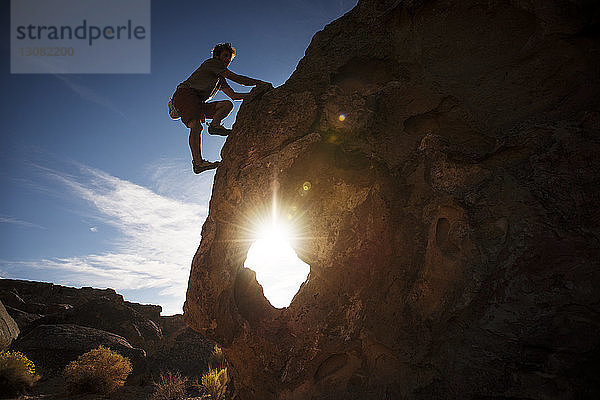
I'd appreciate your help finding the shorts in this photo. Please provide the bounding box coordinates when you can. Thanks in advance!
[172,86,218,126]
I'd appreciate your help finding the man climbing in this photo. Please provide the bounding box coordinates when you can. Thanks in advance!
[170,43,270,173]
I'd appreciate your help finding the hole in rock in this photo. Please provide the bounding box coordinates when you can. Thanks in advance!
[243,222,310,309]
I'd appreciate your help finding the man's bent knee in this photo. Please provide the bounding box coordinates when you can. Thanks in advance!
[187,120,203,130]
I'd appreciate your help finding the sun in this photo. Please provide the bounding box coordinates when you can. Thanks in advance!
[243,220,310,309]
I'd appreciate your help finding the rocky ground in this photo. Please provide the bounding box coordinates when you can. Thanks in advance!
[14,376,154,400]
[1,279,218,400]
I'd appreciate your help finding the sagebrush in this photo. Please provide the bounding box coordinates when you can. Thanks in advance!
[63,345,132,394]
[150,371,188,400]
[0,350,40,396]
[201,366,229,400]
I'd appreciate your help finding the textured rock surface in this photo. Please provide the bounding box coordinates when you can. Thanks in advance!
[26,298,163,351]
[184,0,600,399]
[12,324,147,376]
[0,279,163,352]
[0,301,19,350]
[147,314,215,377]
[0,279,129,315]
[3,304,42,332]
[1,278,218,383]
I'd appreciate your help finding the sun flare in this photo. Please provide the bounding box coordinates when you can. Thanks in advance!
[244,219,309,309]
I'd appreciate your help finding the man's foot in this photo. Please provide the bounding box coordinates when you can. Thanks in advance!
[192,159,220,174]
[208,124,232,136]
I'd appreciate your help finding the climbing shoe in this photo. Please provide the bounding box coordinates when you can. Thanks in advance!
[208,124,231,136]
[192,159,220,174]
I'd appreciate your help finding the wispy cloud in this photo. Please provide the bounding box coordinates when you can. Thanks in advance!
[1,161,213,314]
[145,158,214,205]
[53,75,127,119]
[0,214,45,229]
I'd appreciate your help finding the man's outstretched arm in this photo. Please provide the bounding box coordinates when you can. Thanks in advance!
[221,86,248,101]
[221,69,267,86]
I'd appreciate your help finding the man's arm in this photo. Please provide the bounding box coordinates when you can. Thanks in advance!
[221,86,248,101]
[221,69,267,86]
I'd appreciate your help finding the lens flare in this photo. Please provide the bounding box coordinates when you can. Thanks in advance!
[240,180,311,309]
[244,220,309,308]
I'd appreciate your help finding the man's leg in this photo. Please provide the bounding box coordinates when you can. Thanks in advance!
[188,119,203,162]
[209,100,234,127]
[188,120,219,174]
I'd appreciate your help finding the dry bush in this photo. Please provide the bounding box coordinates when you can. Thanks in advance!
[63,345,132,394]
[210,345,225,369]
[150,371,188,400]
[0,350,40,397]
[201,366,228,400]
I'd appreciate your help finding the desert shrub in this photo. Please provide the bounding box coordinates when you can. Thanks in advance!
[210,345,225,369]
[201,366,229,400]
[63,345,132,394]
[150,371,188,400]
[0,350,40,397]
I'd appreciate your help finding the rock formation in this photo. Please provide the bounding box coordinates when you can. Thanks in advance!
[0,301,19,350]
[12,324,147,376]
[147,314,216,377]
[25,298,163,351]
[1,279,217,381]
[184,0,600,399]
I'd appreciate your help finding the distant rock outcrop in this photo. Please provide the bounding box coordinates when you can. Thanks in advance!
[0,279,124,319]
[147,315,216,377]
[12,324,147,376]
[0,279,217,381]
[26,298,163,351]
[184,0,600,399]
[0,301,19,350]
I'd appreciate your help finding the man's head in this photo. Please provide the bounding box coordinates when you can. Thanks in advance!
[212,43,236,66]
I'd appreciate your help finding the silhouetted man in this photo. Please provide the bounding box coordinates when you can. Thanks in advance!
[170,43,269,173]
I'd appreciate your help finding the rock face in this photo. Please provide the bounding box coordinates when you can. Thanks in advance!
[27,298,163,351]
[184,0,600,399]
[12,324,147,376]
[0,279,131,317]
[0,279,162,352]
[1,279,218,380]
[0,301,19,350]
[147,315,216,377]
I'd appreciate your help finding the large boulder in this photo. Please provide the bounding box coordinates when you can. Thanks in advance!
[0,301,19,350]
[11,324,147,376]
[0,279,164,352]
[2,305,42,332]
[0,279,220,386]
[148,315,215,377]
[0,287,27,311]
[26,298,163,351]
[184,0,600,399]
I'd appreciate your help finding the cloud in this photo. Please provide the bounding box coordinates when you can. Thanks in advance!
[0,214,45,229]
[53,75,127,119]
[145,158,214,205]
[2,161,213,315]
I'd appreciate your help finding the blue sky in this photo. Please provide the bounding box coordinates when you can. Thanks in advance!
[0,0,357,314]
